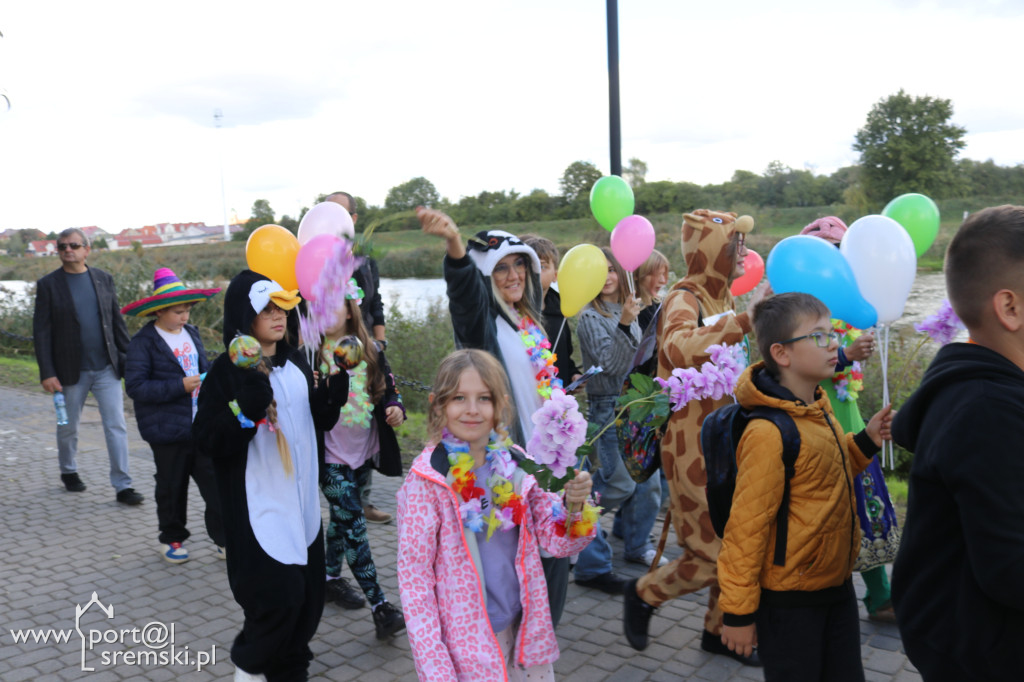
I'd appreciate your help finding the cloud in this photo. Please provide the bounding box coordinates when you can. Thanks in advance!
[130,73,348,127]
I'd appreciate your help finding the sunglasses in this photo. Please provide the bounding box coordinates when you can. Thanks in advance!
[492,257,527,279]
[57,243,84,251]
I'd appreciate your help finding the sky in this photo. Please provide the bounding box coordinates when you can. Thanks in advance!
[1,0,1022,233]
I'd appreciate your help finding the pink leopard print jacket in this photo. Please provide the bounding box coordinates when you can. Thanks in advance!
[397,445,594,681]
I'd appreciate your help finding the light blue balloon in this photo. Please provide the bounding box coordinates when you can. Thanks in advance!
[766,235,878,329]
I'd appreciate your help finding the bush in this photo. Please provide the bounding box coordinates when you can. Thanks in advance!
[855,327,936,479]
[384,297,455,414]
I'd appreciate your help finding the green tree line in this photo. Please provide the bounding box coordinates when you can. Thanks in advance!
[231,90,1023,239]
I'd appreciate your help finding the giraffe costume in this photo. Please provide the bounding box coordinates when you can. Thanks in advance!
[636,209,754,636]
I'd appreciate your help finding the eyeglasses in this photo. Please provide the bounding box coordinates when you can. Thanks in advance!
[732,233,746,249]
[492,257,527,279]
[258,303,287,318]
[780,330,841,348]
[57,243,84,251]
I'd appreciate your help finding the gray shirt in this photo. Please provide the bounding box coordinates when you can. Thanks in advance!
[66,271,109,371]
[576,301,641,397]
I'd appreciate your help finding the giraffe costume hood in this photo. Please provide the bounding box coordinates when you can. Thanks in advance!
[636,208,755,636]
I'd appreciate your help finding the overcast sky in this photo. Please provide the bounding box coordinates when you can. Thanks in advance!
[1,0,1021,233]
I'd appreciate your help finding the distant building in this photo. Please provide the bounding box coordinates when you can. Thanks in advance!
[27,240,57,257]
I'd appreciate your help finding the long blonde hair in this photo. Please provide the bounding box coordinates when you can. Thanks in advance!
[428,349,513,443]
[254,359,294,477]
[635,249,669,306]
[591,247,631,318]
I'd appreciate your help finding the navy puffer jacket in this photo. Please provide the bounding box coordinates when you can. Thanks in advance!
[125,321,210,444]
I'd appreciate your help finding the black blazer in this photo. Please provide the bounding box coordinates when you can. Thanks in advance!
[33,266,130,385]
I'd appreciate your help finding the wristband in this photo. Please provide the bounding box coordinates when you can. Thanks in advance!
[229,399,273,431]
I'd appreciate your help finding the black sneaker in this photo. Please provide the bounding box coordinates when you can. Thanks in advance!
[623,579,656,651]
[61,473,86,492]
[575,571,627,595]
[325,578,365,609]
[373,601,406,640]
[700,628,763,667]
[116,488,143,505]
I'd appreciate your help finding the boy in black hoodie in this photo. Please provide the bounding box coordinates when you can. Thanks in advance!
[892,205,1024,681]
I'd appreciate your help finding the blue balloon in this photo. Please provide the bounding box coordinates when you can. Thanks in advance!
[766,236,878,329]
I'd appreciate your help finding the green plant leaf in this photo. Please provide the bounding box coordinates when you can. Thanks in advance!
[631,373,656,395]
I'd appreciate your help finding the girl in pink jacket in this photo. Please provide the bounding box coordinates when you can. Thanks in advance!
[397,349,595,681]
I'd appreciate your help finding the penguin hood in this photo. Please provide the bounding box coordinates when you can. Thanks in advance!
[221,269,302,350]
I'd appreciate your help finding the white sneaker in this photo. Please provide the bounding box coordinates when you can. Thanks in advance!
[161,542,189,564]
[234,666,267,681]
[214,545,227,560]
[627,548,668,568]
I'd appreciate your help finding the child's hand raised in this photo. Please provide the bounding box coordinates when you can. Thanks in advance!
[866,404,895,447]
[563,470,593,506]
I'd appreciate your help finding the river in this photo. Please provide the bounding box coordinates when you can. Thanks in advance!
[0,273,954,331]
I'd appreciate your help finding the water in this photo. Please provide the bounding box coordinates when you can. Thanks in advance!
[1,274,954,328]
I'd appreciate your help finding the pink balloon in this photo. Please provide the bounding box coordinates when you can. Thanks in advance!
[610,215,656,271]
[295,234,343,300]
[297,202,354,246]
[730,249,765,296]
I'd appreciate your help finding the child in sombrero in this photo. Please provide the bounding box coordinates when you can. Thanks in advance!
[123,267,224,564]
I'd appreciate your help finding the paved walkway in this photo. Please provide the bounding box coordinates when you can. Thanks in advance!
[0,386,921,681]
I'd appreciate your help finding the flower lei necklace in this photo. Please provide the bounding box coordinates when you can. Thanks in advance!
[320,343,374,428]
[517,316,562,399]
[444,430,528,540]
[339,362,374,428]
[831,319,864,402]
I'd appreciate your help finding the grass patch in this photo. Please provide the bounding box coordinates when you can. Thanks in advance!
[0,354,44,391]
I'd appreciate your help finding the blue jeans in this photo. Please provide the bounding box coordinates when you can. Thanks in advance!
[574,395,637,580]
[617,473,662,560]
[58,366,132,491]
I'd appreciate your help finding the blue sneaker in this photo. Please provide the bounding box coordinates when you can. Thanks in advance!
[161,542,189,564]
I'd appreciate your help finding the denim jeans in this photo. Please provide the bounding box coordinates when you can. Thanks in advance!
[574,394,637,580]
[58,365,132,491]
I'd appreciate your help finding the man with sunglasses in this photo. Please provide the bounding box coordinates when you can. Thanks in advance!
[33,228,141,505]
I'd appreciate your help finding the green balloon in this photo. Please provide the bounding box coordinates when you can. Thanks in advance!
[589,175,635,232]
[882,193,940,258]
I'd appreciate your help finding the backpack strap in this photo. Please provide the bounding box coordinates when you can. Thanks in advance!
[748,407,801,567]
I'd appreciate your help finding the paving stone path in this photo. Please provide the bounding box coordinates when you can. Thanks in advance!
[0,386,921,680]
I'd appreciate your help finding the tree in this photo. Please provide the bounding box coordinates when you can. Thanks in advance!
[384,177,440,211]
[92,236,108,249]
[853,89,967,205]
[623,157,648,188]
[559,161,603,208]
[243,199,276,234]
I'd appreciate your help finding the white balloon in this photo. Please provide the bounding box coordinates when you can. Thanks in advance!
[840,215,917,325]
[297,202,355,245]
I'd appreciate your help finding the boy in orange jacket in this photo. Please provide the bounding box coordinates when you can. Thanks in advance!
[718,292,893,681]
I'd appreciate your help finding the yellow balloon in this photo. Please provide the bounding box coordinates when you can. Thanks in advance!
[558,244,607,317]
[245,224,300,291]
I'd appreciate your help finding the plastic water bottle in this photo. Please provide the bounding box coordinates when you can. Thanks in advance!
[54,392,69,426]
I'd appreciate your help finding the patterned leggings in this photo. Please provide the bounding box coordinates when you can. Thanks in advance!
[321,462,384,606]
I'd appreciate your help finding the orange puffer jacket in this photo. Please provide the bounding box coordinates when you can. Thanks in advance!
[718,363,875,620]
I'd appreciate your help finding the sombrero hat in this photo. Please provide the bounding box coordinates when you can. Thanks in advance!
[121,268,221,317]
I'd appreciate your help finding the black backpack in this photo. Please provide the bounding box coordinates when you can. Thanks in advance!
[700,404,801,567]
[617,286,702,484]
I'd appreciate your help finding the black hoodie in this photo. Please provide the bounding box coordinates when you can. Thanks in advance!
[891,342,1024,679]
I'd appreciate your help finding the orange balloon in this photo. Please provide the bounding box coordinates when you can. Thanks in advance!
[245,224,300,291]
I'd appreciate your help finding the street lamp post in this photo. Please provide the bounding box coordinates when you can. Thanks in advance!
[607,0,621,177]
[214,109,229,241]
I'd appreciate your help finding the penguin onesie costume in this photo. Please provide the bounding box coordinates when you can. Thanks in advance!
[193,270,347,681]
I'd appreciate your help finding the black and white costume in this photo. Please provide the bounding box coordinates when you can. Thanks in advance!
[193,270,346,681]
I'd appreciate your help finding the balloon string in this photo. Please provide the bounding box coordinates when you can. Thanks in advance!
[880,324,892,469]
[552,318,567,355]
[626,271,636,299]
